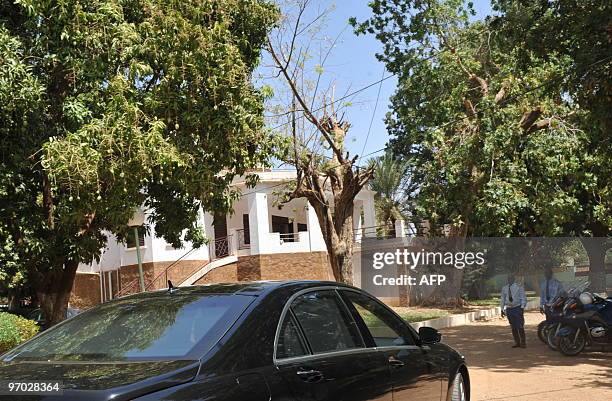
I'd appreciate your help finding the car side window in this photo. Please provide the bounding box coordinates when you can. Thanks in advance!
[343,291,415,347]
[276,313,307,359]
[291,290,364,354]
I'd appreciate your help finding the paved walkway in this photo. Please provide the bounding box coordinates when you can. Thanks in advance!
[440,311,612,400]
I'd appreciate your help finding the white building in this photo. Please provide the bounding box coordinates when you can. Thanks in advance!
[71,170,378,308]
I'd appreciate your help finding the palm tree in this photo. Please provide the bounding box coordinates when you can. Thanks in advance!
[368,152,414,237]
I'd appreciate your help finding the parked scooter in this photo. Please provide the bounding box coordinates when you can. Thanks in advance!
[555,292,612,356]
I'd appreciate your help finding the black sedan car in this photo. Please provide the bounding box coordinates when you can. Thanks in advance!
[0,281,469,401]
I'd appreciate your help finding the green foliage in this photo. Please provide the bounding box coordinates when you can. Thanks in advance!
[0,0,279,322]
[368,152,415,232]
[0,312,39,353]
[491,0,612,233]
[355,0,610,237]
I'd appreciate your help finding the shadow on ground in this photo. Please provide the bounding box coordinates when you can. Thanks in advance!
[440,313,612,391]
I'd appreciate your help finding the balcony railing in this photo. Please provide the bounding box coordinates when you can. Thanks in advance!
[356,220,439,240]
[211,235,235,260]
[279,232,300,243]
[236,229,250,250]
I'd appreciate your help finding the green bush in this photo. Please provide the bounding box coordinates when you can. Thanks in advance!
[0,312,39,354]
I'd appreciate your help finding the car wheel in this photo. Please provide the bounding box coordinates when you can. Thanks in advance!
[448,371,467,401]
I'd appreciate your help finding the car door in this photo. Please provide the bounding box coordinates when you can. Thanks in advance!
[275,289,392,401]
[340,290,442,401]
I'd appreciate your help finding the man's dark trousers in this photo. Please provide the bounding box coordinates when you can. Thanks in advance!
[506,306,526,348]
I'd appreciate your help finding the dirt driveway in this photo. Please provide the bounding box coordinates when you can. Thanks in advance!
[440,311,611,400]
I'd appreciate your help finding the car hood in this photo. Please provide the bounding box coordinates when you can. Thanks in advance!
[0,359,199,400]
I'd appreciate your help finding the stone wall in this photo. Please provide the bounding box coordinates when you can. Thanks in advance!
[72,252,332,307]
[71,259,209,307]
[70,272,101,310]
[257,252,332,281]
[194,252,332,284]
[119,259,208,291]
[194,263,238,285]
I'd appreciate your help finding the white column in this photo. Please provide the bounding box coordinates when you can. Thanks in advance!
[107,271,113,299]
[363,197,377,237]
[228,228,238,255]
[353,201,363,243]
[306,202,327,251]
[247,192,271,255]
[395,220,406,238]
[203,212,214,260]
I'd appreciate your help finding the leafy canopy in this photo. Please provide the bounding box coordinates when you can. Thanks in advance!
[0,0,279,305]
[354,0,610,236]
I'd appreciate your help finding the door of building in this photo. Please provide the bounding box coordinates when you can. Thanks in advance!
[213,213,228,258]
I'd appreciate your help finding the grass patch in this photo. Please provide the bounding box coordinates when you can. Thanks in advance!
[396,310,450,323]
[467,295,538,307]
[468,298,501,307]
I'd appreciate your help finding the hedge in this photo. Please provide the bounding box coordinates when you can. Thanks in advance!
[0,312,39,354]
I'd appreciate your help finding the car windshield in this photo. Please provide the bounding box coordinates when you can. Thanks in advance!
[3,293,253,362]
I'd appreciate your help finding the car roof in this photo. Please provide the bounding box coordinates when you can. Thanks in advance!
[119,280,354,300]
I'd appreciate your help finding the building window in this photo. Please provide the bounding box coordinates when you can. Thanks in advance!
[297,223,307,232]
[272,215,295,242]
[126,227,146,248]
[242,214,250,245]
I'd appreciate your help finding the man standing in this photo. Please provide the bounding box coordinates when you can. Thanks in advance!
[501,274,527,348]
[540,267,564,312]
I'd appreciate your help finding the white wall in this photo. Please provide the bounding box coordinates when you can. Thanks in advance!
[78,211,210,273]
[79,171,376,272]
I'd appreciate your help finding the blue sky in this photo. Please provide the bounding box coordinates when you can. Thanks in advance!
[261,0,494,165]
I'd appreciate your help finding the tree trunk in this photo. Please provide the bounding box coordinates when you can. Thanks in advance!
[398,263,412,307]
[581,237,608,294]
[308,191,358,286]
[36,259,79,328]
[337,202,355,285]
[423,266,465,306]
[323,206,355,285]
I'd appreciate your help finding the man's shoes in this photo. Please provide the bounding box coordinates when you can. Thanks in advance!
[512,344,521,348]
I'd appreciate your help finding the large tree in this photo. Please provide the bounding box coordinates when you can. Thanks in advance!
[354,0,611,291]
[355,1,582,235]
[264,0,375,285]
[0,0,279,325]
[490,0,612,293]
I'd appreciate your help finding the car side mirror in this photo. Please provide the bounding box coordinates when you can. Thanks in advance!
[419,326,441,344]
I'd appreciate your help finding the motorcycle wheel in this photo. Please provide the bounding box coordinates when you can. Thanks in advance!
[547,325,559,351]
[537,321,549,344]
[558,331,587,356]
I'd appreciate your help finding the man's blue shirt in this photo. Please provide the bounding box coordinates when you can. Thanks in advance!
[540,278,563,306]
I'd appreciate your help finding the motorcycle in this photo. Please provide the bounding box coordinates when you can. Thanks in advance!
[539,281,589,351]
[538,294,566,348]
[556,293,612,356]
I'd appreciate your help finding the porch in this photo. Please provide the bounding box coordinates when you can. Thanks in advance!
[205,189,380,260]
